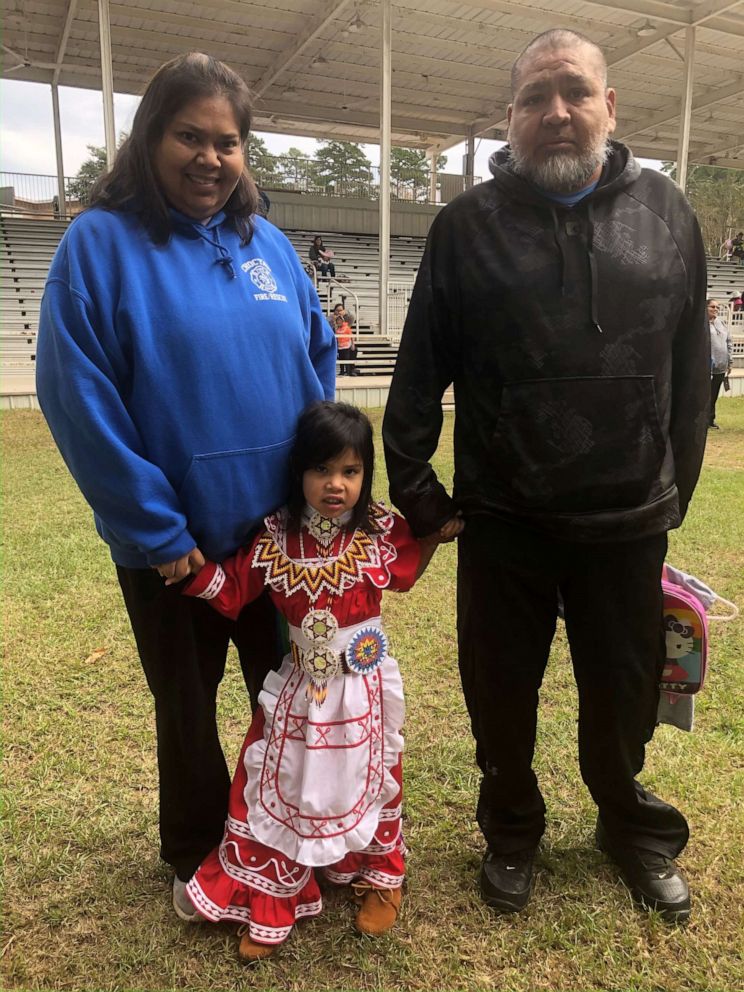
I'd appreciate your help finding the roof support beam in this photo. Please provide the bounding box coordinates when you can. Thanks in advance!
[252,0,354,97]
[51,83,67,219]
[378,0,391,341]
[52,0,78,85]
[675,27,696,191]
[97,0,116,167]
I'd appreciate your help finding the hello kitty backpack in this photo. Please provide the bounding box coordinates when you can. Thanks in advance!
[660,568,709,694]
[657,564,738,731]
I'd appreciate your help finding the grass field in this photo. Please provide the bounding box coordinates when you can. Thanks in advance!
[2,402,743,992]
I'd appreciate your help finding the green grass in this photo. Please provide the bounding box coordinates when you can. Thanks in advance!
[2,401,743,992]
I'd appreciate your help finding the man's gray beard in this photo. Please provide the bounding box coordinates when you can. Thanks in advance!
[508,138,610,193]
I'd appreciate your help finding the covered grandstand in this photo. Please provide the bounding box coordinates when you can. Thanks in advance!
[2,0,744,406]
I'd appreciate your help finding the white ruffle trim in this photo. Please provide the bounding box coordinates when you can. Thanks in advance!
[242,653,404,867]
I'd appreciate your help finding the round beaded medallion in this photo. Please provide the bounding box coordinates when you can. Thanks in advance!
[346,627,388,675]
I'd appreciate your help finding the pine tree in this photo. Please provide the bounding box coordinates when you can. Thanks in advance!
[314,141,374,197]
[390,147,448,201]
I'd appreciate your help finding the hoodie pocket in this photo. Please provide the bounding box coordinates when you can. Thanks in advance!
[177,437,293,558]
[491,376,665,512]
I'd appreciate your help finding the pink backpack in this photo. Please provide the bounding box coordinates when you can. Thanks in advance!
[661,570,709,694]
[657,564,738,731]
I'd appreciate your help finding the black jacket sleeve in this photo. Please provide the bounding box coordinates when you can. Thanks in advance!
[383,210,461,537]
[670,210,709,521]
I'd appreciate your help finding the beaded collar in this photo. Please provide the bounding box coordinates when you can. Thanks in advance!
[253,503,396,602]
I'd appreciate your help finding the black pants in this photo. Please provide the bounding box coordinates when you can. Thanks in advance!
[457,518,688,859]
[710,372,725,424]
[117,566,281,881]
[338,346,356,376]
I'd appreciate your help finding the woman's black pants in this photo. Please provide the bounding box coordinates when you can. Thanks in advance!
[457,518,688,859]
[116,566,281,881]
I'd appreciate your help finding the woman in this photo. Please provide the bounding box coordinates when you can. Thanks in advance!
[707,299,732,430]
[308,234,336,278]
[35,52,336,919]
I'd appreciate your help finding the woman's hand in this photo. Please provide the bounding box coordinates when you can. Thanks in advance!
[155,548,206,586]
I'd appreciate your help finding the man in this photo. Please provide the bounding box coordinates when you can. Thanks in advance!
[383,29,709,924]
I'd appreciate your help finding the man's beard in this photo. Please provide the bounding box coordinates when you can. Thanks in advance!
[508,133,611,193]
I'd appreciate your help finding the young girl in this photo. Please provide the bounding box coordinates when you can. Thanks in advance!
[171,401,461,960]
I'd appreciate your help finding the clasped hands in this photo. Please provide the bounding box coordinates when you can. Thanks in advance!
[154,548,205,586]
[425,512,465,545]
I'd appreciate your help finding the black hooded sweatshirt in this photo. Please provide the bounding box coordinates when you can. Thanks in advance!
[383,141,710,542]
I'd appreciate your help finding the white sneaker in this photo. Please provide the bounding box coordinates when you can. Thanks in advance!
[172,877,203,923]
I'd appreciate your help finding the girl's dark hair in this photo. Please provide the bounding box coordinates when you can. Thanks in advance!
[287,401,375,534]
[89,52,258,244]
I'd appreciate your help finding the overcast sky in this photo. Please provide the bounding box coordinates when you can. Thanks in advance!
[0,77,660,183]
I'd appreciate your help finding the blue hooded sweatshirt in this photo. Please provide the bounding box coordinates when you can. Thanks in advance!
[36,207,336,567]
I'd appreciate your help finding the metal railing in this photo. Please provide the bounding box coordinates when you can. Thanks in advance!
[1,159,481,217]
[387,280,415,345]
[0,172,89,217]
[252,158,479,205]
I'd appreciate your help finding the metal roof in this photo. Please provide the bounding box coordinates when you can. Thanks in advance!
[2,0,743,167]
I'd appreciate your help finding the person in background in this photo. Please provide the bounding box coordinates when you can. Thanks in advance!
[732,231,744,265]
[332,301,357,375]
[707,299,733,430]
[309,234,336,278]
[35,52,336,923]
[384,28,709,926]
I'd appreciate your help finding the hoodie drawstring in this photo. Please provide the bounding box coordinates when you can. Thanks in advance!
[553,201,603,334]
[586,201,602,333]
[197,224,236,279]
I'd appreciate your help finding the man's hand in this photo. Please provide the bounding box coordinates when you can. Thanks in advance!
[155,548,206,586]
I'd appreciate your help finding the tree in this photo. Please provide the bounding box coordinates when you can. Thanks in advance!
[662,162,744,255]
[275,147,315,190]
[66,145,108,204]
[314,140,373,197]
[246,135,280,187]
[389,147,448,201]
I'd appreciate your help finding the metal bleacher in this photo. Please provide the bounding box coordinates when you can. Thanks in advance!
[0,217,426,405]
[3,213,741,407]
[1,216,70,406]
[283,229,424,378]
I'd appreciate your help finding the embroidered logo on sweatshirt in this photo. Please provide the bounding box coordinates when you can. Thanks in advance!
[241,259,288,302]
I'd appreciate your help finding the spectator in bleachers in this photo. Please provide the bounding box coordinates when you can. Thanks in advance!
[332,302,356,375]
[707,299,733,430]
[729,292,742,312]
[35,51,336,923]
[309,234,336,278]
[732,231,744,265]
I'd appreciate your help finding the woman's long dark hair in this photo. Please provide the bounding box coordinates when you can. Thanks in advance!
[89,52,259,244]
[287,402,376,534]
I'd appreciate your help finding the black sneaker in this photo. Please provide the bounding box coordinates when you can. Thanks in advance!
[479,848,536,912]
[596,822,690,924]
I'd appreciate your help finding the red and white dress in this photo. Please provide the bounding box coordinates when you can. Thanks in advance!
[183,503,420,946]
